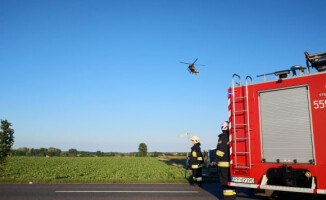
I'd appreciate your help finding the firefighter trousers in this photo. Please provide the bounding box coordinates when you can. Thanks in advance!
[218,166,236,200]
[192,168,202,184]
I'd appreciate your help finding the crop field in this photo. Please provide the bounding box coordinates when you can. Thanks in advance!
[0,157,190,183]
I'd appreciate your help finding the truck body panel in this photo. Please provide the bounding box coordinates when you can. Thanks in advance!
[228,71,326,194]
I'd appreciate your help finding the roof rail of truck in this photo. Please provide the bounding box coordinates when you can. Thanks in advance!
[256,51,325,81]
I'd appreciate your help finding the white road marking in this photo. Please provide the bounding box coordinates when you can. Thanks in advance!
[55,191,198,193]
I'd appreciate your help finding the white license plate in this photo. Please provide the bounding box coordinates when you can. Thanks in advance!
[232,176,255,184]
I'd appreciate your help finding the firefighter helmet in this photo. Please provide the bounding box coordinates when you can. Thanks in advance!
[191,136,200,143]
[221,121,229,131]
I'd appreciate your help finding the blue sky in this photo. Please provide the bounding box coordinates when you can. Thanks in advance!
[1,0,325,152]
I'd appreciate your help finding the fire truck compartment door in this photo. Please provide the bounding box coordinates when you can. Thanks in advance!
[259,86,314,164]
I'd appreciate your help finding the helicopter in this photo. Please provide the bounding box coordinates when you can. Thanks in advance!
[180,58,205,76]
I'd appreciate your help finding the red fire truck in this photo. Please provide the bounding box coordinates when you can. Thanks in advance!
[227,51,326,195]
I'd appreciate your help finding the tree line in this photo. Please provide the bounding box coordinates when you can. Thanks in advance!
[10,147,138,157]
[10,147,185,157]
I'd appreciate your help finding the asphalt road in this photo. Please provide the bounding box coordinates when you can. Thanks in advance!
[1,183,326,200]
[0,183,257,200]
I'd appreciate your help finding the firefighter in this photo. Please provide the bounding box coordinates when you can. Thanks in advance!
[190,136,204,187]
[211,121,236,200]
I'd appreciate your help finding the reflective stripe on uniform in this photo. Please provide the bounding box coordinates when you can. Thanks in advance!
[191,165,199,169]
[216,150,225,157]
[192,152,197,157]
[218,161,230,167]
[197,157,203,161]
[223,189,236,196]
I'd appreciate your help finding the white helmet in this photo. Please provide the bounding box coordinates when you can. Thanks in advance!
[191,136,200,143]
[221,121,229,131]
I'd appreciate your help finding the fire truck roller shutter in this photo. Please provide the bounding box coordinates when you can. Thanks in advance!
[259,85,314,164]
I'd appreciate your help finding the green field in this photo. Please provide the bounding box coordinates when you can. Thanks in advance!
[0,157,191,183]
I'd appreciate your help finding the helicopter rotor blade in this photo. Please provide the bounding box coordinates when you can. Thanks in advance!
[191,58,198,65]
[180,62,191,65]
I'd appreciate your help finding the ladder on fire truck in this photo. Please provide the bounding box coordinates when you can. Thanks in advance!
[305,51,326,72]
[231,74,252,169]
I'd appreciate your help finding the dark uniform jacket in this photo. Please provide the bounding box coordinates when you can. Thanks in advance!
[189,143,203,169]
[213,130,230,165]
